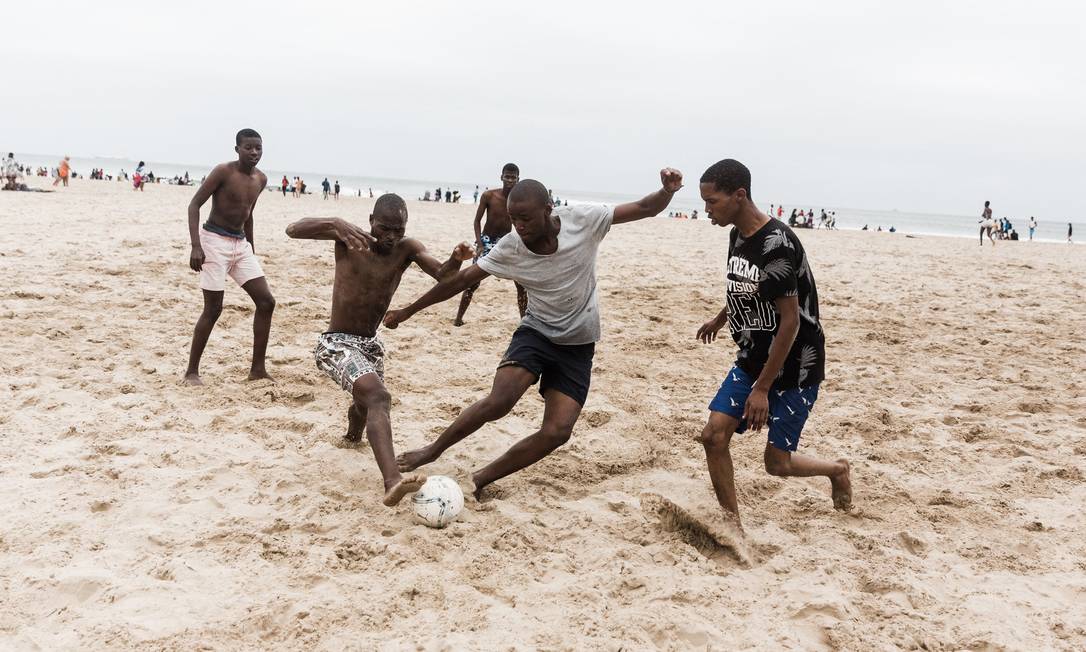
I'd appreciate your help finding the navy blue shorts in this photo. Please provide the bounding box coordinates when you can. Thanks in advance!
[499,327,594,406]
[708,366,819,452]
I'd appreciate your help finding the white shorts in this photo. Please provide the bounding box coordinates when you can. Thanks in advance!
[199,228,265,291]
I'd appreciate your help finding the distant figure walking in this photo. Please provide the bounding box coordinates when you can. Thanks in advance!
[1028,216,1036,241]
[334,180,340,200]
[1069,223,1074,244]
[322,178,331,200]
[979,201,994,246]
[53,156,71,187]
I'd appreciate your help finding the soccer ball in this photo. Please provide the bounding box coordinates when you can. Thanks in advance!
[412,476,464,528]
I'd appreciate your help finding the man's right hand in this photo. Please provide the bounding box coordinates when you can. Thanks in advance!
[189,245,205,272]
[383,308,408,329]
[696,316,726,344]
[336,220,376,252]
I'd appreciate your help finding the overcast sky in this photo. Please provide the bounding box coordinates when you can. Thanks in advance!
[5,1,1083,218]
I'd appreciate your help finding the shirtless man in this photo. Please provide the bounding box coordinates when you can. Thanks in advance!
[453,163,528,326]
[184,128,274,385]
[286,195,473,506]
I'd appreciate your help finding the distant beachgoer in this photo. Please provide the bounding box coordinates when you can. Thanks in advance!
[862,224,868,230]
[454,163,528,326]
[322,178,331,199]
[889,226,896,233]
[1069,223,1074,243]
[877,226,882,232]
[695,158,850,527]
[777,205,783,218]
[445,190,451,202]
[2,152,19,190]
[183,128,274,386]
[474,185,479,203]
[423,190,431,201]
[53,156,71,187]
[1028,216,1036,240]
[281,175,289,197]
[369,187,373,198]
[980,201,993,245]
[334,180,340,200]
[285,194,474,506]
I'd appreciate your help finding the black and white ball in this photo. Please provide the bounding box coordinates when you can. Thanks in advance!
[412,476,464,528]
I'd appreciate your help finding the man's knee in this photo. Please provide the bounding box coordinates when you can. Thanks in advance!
[254,293,276,313]
[540,422,574,447]
[764,449,790,476]
[353,382,390,410]
[699,422,733,451]
[479,392,517,421]
[202,298,224,320]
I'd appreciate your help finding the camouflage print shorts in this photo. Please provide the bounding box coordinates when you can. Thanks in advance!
[314,332,385,392]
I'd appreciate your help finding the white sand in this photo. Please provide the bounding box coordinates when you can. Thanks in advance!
[1,177,1084,650]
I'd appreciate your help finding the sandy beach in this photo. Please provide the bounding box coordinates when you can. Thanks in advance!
[1,177,1084,650]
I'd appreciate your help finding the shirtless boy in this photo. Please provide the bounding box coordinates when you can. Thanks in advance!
[184,129,275,385]
[454,163,528,326]
[695,158,851,528]
[286,195,473,506]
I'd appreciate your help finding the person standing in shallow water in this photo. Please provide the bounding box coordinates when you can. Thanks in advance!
[183,128,275,385]
[694,158,851,529]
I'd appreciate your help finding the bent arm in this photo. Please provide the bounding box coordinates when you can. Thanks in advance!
[410,240,468,281]
[612,187,678,225]
[285,217,344,240]
[753,295,800,391]
[473,196,488,244]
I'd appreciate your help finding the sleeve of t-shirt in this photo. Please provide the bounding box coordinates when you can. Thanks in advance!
[758,230,799,300]
[475,233,518,281]
[580,203,614,242]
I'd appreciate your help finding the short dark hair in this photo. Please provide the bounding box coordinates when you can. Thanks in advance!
[700,159,752,199]
[236,128,261,145]
[502,163,520,176]
[508,179,550,207]
[984,200,990,207]
[373,193,407,220]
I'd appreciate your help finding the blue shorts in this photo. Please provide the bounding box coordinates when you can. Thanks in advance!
[708,366,819,452]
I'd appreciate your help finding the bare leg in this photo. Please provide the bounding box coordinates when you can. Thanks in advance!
[351,374,425,506]
[241,277,275,381]
[344,403,367,442]
[397,365,536,471]
[700,411,742,524]
[471,388,582,500]
[764,445,852,511]
[515,282,528,317]
[454,281,481,327]
[183,289,224,385]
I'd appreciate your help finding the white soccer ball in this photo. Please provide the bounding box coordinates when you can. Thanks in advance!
[412,476,464,528]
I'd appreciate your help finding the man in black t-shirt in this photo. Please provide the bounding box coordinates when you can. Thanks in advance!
[695,159,851,527]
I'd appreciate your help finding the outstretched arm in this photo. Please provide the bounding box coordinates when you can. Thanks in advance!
[384,265,491,328]
[188,165,226,271]
[285,217,374,251]
[612,168,683,225]
[408,239,476,281]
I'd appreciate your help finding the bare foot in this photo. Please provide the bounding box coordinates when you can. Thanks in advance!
[247,370,275,382]
[396,446,436,472]
[470,474,493,503]
[453,318,465,327]
[182,372,204,386]
[344,404,365,443]
[831,459,852,511]
[382,473,426,506]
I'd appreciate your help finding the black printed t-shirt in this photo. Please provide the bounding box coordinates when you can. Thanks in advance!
[725,218,825,389]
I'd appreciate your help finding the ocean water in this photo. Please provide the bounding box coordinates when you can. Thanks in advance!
[12,152,1082,244]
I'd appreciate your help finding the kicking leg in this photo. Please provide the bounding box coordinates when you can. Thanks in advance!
[471,388,581,500]
[183,290,224,385]
[397,364,535,471]
[763,445,852,511]
[351,374,425,506]
[453,281,481,327]
[241,276,276,381]
[699,410,742,524]
[515,282,527,317]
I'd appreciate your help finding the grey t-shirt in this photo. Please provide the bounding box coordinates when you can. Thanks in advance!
[477,203,613,345]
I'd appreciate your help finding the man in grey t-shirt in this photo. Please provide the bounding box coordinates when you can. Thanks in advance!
[383,168,684,499]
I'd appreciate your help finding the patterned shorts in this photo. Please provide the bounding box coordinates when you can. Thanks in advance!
[314,332,385,392]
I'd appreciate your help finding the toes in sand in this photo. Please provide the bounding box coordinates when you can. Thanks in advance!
[182,373,204,386]
[383,473,426,506]
[396,448,433,472]
[831,459,853,511]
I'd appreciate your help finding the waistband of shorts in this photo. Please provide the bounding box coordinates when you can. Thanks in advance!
[320,331,382,341]
[202,222,246,239]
